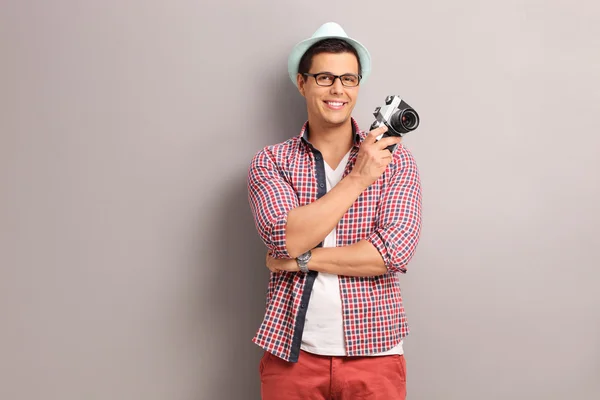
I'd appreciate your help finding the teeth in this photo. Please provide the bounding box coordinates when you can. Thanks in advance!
[327,102,344,106]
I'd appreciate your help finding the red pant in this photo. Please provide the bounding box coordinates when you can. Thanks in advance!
[259,350,407,400]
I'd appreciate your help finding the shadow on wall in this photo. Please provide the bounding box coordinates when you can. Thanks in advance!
[202,74,306,399]
[203,175,269,399]
[265,67,307,143]
[275,76,307,141]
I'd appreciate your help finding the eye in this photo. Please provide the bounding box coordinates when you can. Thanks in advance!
[342,75,358,84]
[317,74,334,83]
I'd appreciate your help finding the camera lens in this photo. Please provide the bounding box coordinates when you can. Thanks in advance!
[401,110,418,130]
[390,108,419,133]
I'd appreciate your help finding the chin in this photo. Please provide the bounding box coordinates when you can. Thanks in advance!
[323,115,351,126]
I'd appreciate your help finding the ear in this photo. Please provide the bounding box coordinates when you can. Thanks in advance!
[297,73,306,97]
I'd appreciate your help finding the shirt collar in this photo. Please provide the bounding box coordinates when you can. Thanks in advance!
[300,118,365,148]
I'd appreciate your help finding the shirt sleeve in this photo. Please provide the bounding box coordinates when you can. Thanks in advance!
[247,148,299,259]
[367,146,423,273]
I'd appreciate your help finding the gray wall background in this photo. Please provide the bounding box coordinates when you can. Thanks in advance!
[1,1,599,399]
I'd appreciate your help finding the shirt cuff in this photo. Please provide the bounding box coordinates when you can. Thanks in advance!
[268,211,291,259]
[367,231,406,273]
[367,231,391,268]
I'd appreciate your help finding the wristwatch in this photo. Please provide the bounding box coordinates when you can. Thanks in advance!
[296,250,312,273]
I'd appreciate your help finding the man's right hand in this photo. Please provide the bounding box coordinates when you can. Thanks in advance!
[350,125,402,189]
[274,125,401,258]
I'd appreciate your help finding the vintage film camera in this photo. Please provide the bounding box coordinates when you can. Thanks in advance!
[370,95,420,152]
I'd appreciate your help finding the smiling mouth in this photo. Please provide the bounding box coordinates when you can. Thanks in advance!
[324,101,347,109]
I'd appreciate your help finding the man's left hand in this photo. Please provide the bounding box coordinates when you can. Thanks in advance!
[266,251,299,273]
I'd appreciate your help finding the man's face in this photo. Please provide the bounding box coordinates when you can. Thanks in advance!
[297,52,360,129]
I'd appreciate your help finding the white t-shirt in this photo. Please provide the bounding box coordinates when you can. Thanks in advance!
[301,150,403,356]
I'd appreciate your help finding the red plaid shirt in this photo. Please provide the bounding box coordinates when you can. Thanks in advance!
[247,118,422,363]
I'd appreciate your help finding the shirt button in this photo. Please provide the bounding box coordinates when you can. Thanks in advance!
[300,304,306,309]
[315,155,321,161]
[319,183,324,188]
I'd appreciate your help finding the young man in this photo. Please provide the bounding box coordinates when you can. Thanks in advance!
[247,22,422,399]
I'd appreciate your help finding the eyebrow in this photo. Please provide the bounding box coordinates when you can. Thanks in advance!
[312,71,359,76]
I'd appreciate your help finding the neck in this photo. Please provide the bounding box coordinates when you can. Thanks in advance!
[306,118,354,155]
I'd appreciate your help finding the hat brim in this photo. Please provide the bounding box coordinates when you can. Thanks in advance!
[287,35,371,88]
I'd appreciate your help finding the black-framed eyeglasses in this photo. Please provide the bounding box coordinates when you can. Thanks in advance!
[303,72,361,87]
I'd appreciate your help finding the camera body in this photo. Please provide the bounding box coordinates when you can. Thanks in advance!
[370,95,420,152]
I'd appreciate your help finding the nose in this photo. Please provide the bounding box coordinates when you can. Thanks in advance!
[330,77,344,94]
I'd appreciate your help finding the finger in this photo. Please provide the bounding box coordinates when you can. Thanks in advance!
[364,125,388,144]
[378,149,394,161]
[267,265,279,272]
[282,262,301,272]
[374,135,402,150]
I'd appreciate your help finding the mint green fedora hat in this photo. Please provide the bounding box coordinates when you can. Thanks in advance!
[287,22,372,88]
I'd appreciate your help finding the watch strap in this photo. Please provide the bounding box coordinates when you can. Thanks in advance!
[296,250,311,273]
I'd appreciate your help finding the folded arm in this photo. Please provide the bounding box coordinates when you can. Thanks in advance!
[309,240,387,276]
[265,146,422,276]
[248,148,368,259]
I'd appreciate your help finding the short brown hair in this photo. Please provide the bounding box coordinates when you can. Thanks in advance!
[297,39,361,78]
